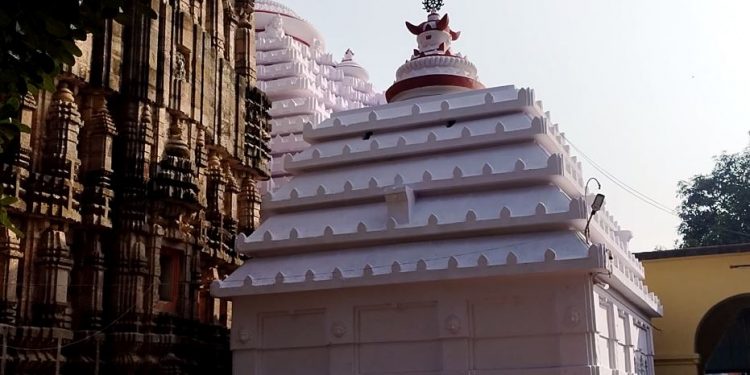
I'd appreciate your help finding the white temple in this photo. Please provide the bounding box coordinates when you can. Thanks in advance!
[215,4,662,374]
[254,0,384,188]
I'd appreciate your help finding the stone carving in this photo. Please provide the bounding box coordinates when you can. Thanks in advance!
[238,2,254,27]
[238,328,252,344]
[223,0,235,18]
[267,14,285,39]
[565,307,582,327]
[0,228,21,324]
[174,51,187,82]
[0,2,269,374]
[331,322,347,338]
[445,314,461,334]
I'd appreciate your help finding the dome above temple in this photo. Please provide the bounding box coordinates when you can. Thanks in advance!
[254,0,326,49]
[385,8,484,102]
[337,49,370,81]
[254,0,302,19]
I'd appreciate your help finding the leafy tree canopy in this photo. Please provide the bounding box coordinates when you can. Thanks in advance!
[678,145,750,248]
[0,0,129,150]
[0,0,128,234]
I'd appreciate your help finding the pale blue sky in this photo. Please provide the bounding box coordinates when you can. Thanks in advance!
[280,0,750,251]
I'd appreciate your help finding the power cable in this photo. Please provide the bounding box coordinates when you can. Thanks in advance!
[562,134,750,240]
[563,135,677,214]
[231,237,593,284]
[5,281,158,352]
[4,238,557,351]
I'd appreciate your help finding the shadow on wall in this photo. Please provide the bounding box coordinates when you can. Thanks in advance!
[696,294,750,374]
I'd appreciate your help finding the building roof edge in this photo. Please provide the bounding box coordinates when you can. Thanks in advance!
[636,243,750,261]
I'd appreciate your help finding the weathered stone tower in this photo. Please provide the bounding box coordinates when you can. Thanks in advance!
[0,1,270,374]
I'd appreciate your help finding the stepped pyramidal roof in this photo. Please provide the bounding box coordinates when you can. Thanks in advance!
[216,4,661,373]
[215,80,659,314]
[215,0,660,315]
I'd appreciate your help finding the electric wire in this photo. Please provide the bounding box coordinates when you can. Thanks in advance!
[4,134,744,352]
[230,237,563,284]
[563,135,678,215]
[0,236,595,351]
[562,134,750,240]
[5,281,158,352]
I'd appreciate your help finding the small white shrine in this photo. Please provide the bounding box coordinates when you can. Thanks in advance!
[254,0,384,188]
[215,3,662,374]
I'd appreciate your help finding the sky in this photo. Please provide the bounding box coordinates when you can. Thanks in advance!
[279,0,750,252]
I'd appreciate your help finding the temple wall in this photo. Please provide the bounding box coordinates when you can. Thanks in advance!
[0,1,270,374]
[594,288,657,375]
[230,274,652,375]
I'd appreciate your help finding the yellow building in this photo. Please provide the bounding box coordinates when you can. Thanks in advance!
[637,244,750,375]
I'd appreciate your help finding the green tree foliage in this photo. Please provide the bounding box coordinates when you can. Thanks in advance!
[678,146,750,247]
[0,0,128,234]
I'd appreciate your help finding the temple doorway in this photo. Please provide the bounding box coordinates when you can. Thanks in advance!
[696,294,750,375]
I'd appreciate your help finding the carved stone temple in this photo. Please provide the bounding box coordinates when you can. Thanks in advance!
[0,1,270,374]
[214,6,663,375]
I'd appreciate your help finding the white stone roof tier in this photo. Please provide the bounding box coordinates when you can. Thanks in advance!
[214,232,660,315]
[269,134,307,155]
[268,97,326,118]
[256,48,306,66]
[258,77,321,101]
[317,64,344,80]
[262,185,579,239]
[256,34,299,52]
[257,62,311,81]
[269,156,288,178]
[270,114,325,137]
[314,52,336,67]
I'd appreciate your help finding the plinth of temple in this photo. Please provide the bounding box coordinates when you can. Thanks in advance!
[216,4,661,374]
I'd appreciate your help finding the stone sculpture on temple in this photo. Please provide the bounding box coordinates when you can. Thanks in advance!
[0,1,270,374]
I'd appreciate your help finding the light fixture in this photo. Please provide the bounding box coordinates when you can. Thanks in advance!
[591,193,605,213]
[583,178,605,244]
[585,177,601,200]
[594,279,610,290]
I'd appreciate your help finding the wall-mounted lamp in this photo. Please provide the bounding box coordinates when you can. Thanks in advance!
[594,278,610,290]
[584,178,605,244]
[591,193,606,213]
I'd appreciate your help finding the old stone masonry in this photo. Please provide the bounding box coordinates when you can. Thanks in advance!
[0,1,270,374]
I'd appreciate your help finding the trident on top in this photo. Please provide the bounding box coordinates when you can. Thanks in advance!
[422,0,444,13]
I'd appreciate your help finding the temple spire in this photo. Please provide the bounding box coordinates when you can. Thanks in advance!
[386,0,483,102]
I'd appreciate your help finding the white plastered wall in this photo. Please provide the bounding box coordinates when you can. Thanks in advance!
[594,286,656,375]
[230,273,653,375]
